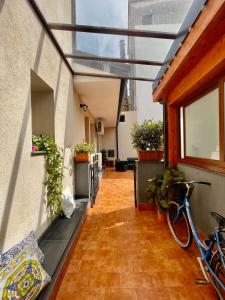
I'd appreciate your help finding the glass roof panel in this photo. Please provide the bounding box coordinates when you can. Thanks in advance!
[76,0,128,28]
[52,30,173,62]
[75,0,192,32]
[35,0,193,32]
[34,0,195,81]
[70,58,160,79]
[128,0,193,33]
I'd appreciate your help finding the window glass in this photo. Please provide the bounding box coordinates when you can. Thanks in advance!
[31,71,55,139]
[180,107,184,159]
[185,89,219,160]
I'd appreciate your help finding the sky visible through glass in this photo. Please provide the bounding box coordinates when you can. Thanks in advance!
[76,0,128,58]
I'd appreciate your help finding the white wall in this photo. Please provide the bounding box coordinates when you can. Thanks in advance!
[118,111,137,160]
[102,128,117,157]
[133,24,166,123]
[136,82,163,123]
[0,1,86,252]
[90,123,97,149]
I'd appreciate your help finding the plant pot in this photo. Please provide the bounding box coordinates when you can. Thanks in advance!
[157,210,166,223]
[137,203,156,211]
[137,150,163,161]
[75,152,91,162]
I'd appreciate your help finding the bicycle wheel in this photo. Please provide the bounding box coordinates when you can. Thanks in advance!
[211,250,225,299]
[166,201,193,248]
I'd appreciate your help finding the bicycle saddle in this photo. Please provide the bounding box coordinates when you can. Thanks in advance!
[211,212,225,229]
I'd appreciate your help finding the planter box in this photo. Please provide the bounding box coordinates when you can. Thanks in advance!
[75,152,91,162]
[134,161,164,207]
[137,150,163,161]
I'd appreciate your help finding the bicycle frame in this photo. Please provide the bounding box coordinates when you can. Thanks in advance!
[184,194,225,292]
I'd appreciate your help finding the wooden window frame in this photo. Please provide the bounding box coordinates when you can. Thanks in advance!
[178,76,225,174]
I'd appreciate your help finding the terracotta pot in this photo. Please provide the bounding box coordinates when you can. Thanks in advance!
[137,150,163,161]
[137,203,156,211]
[157,210,167,223]
[75,152,91,162]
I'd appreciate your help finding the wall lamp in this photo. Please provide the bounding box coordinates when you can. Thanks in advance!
[80,103,88,111]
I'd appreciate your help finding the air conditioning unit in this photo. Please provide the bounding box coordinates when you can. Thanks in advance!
[96,119,104,135]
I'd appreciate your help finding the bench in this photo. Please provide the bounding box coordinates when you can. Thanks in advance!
[37,198,89,300]
[115,160,128,172]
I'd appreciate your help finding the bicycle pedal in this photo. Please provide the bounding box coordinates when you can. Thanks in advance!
[195,278,210,285]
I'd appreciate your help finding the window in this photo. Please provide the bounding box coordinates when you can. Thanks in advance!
[31,71,55,140]
[185,88,219,160]
[178,78,225,173]
[120,115,125,122]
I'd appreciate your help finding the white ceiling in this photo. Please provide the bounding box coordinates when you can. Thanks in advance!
[74,65,121,127]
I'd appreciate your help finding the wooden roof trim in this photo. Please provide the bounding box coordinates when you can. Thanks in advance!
[153,0,225,102]
[167,32,225,105]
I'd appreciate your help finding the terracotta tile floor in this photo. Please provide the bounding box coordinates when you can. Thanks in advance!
[56,169,217,300]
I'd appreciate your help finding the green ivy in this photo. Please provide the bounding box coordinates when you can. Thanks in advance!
[32,134,64,218]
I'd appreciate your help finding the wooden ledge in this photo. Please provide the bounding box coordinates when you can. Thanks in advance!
[153,0,225,103]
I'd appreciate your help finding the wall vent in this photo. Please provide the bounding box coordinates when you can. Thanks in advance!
[96,119,104,135]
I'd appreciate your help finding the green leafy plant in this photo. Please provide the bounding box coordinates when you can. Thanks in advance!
[73,142,95,154]
[130,120,163,151]
[100,149,107,156]
[147,165,185,213]
[32,134,64,218]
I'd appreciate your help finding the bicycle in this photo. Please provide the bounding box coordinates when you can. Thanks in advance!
[166,181,225,299]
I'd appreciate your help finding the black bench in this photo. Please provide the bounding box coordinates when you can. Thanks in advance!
[37,198,89,300]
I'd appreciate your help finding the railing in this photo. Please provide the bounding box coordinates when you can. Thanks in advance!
[90,160,99,207]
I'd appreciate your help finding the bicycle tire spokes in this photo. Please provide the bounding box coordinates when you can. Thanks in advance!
[167,201,192,248]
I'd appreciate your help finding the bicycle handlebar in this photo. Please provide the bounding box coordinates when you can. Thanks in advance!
[191,181,211,186]
[167,181,211,189]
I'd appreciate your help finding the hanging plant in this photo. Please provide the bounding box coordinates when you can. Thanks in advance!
[32,134,64,218]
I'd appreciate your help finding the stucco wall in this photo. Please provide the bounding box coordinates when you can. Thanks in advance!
[102,128,117,158]
[0,1,85,252]
[178,164,225,236]
[118,111,137,160]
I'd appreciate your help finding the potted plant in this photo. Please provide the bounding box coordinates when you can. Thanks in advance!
[131,120,163,161]
[147,165,185,222]
[73,142,95,162]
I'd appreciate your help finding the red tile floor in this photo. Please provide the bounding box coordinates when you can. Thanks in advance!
[56,169,217,300]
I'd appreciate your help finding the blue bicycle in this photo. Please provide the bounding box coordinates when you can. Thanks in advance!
[166,181,225,299]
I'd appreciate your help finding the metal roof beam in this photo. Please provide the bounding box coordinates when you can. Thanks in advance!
[66,54,164,66]
[49,23,181,40]
[74,72,154,82]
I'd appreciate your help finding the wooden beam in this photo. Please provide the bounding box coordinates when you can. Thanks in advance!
[166,33,225,105]
[167,105,179,165]
[49,23,180,40]
[65,54,164,66]
[74,72,154,82]
[153,0,225,102]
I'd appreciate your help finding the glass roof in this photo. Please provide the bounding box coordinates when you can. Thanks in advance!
[33,0,205,83]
